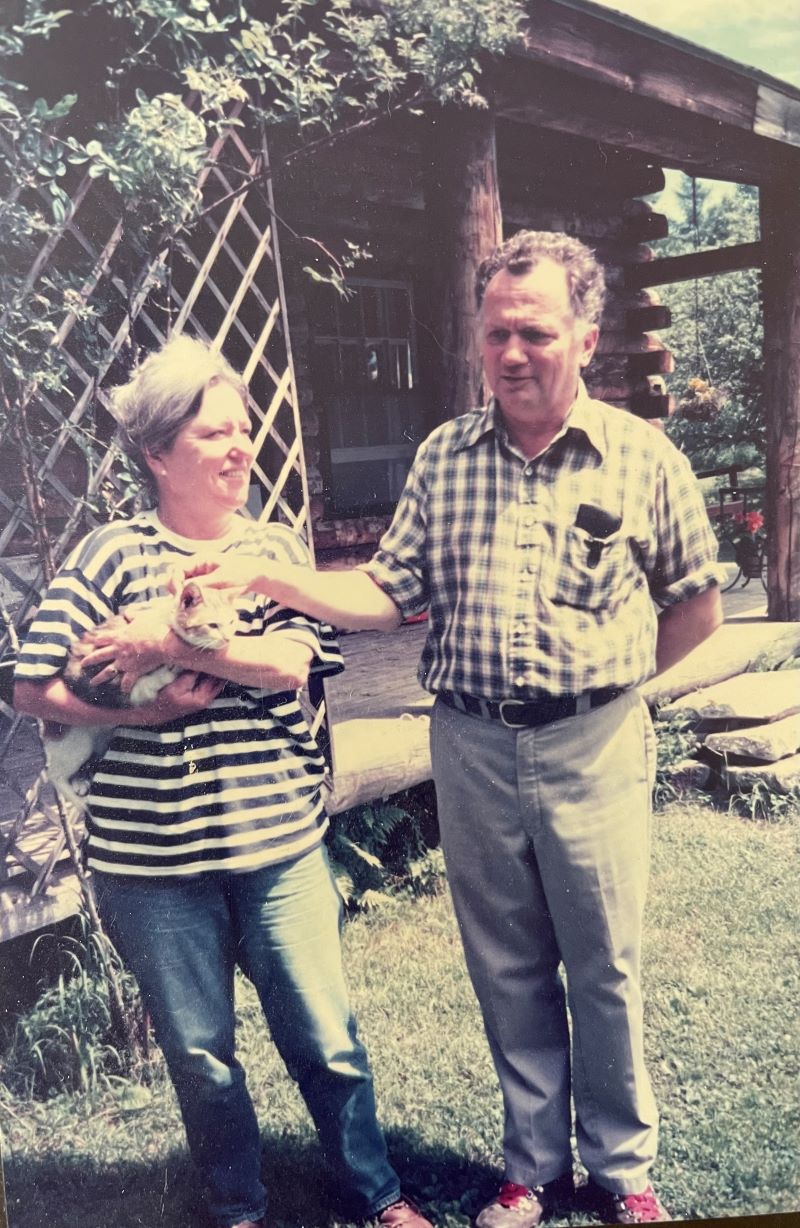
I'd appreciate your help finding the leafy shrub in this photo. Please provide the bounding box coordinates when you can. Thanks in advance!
[328,783,445,908]
[0,924,146,1099]
[652,709,703,807]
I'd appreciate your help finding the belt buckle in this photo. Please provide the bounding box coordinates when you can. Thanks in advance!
[498,699,529,729]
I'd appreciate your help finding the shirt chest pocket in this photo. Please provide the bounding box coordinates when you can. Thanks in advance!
[548,525,634,612]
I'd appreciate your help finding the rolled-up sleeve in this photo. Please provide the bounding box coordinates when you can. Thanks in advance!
[14,534,115,684]
[648,446,727,606]
[360,445,430,619]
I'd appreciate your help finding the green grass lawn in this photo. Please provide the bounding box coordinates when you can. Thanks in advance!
[1,798,798,1228]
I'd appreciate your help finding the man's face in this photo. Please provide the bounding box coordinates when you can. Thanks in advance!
[479,259,599,429]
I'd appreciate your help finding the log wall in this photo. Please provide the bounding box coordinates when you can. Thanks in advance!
[274,113,673,561]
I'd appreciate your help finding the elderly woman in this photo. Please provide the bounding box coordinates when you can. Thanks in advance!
[14,336,429,1228]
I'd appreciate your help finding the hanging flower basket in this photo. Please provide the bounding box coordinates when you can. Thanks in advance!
[677,377,727,422]
[734,534,763,578]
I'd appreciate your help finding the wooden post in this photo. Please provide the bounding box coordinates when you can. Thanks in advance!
[422,107,502,420]
[760,175,800,621]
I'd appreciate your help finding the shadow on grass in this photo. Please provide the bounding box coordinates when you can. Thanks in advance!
[4,1125,504,1228]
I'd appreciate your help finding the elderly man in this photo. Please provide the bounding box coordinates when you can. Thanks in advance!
[182,232,723,1225]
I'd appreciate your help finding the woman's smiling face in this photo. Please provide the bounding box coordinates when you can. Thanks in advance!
[150,379,255,523]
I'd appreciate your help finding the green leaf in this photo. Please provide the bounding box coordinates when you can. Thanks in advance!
[335,834,384,869]
[50,93,77,118]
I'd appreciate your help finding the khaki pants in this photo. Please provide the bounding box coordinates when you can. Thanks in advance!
[430,689,659,1195]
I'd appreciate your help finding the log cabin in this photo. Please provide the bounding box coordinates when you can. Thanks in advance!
[2,0,800,937]
[267,0,800,630]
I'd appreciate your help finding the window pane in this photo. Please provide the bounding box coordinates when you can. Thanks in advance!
[340,343,363,387]
[361,285,382,336]
[390,342,412,390]
[336,288,362,338]
[364,344,381,386]
[308,282,337,334]
[385,287,410,336]
[308,278,423,514]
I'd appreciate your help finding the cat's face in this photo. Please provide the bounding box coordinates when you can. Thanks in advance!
[173,581,238,649]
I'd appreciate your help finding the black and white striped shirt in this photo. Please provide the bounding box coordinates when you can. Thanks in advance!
[15,511,343,877]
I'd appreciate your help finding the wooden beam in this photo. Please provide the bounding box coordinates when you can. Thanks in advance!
[760,174,800,620]
[756,83,800,150]
[626,242,762,289]
[494,58,800,183]
[625,304,672,333]
[517,0,757,133]
[622,211,669,243]
[326,716,432,815]
[627,349,675,377]
[422,108,502,419]
[640,622,800,707]
[497,120,666,200]
[630,391,671,419]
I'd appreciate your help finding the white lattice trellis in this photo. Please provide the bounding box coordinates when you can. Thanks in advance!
[0,110,326,928]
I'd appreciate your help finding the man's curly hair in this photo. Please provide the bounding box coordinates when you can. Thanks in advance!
[475,230,605,325]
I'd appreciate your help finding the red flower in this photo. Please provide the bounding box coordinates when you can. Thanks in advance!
[744,511,764,534]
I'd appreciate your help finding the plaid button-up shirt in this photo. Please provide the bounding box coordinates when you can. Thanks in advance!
[362,384,724,700]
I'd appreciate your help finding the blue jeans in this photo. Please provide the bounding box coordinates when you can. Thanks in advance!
[94,847,400,1227]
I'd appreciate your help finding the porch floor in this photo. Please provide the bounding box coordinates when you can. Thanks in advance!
[325,621,431,723]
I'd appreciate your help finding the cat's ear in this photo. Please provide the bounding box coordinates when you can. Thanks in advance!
[179,581,204,610]
[165,563,187,595]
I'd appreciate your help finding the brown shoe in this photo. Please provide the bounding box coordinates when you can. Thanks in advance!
[376,1196,434,1228]
[584,1181,670,1224]
[475,1173,574,1228]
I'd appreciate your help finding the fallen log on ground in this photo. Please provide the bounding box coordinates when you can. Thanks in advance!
[662,670,800,723]
[704,713,800,763]
[640,623,800,707]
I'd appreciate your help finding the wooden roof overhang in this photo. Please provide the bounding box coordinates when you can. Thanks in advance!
[492,0,800,186]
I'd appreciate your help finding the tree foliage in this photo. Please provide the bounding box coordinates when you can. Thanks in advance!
[661,180,763,473]
[0,0,525,510]
[0,0,527,616]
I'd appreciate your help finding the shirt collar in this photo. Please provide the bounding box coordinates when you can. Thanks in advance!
[454,379,607,460]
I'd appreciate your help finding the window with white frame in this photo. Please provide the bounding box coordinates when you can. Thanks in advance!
[309,278,426,514]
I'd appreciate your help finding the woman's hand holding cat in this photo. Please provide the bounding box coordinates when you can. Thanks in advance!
[127,672,225,724]
[80,613,177,693]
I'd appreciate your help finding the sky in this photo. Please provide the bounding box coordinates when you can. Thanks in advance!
[594,0,800,87]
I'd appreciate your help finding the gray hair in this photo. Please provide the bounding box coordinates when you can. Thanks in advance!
[475,230,606,325]
[110,335,247,491]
